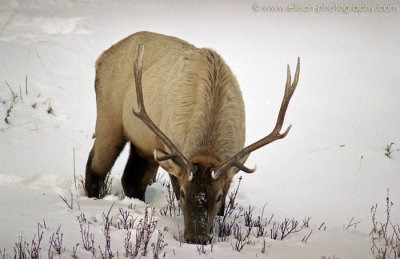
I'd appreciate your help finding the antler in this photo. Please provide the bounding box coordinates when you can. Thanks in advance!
[211,57,300,179]
[132,41,196,179]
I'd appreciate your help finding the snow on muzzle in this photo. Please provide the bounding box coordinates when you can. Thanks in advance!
[183,192,212,244]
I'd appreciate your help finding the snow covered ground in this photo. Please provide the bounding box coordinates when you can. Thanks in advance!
[0,0,399,258]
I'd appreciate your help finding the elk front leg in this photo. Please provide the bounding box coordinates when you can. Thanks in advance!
[121,144,159,201]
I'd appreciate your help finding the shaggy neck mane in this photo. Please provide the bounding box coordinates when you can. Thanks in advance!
[169,48,245,162]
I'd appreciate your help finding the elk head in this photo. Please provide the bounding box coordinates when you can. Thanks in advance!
[132,42,300,244]
[154,151,234,244]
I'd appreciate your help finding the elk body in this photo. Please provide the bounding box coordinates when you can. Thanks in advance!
[85,31,300,244]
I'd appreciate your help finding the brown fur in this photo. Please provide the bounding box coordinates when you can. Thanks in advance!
[85,31,246,243]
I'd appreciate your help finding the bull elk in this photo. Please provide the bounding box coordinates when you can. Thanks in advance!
[85,31,300,244]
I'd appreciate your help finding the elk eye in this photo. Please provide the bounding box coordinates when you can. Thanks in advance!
[180,190,185,199]
[216,194,222,202]
[193,163,199,173]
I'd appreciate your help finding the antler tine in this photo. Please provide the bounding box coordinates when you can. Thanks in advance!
[132,41,196,177]
[212,58,300,179]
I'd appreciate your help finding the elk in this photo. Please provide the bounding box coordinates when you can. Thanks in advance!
[85,31,300,244]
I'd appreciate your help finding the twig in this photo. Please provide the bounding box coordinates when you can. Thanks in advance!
[100,202,115,259]
[59,193,73,209]
[302,217,312,228]
[116,208,137,230]
[261,239,270,254]
[318,222,326,230]
[385,142,395,158]
[35,46,44,67]
[25,76,28,95]
[345,217,361,230]
[280,218,303,240]
[19,84,22,101]
[359,155,364,171]
[5,81,16,100]
[72,244,79,259]
[302,230,313,243]
[0,9,17,35]
[225,176,242,217]
[73,148,76,190]
[196,245,206,255]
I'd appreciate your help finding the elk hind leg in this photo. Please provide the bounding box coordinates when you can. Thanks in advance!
[85,132,125,198]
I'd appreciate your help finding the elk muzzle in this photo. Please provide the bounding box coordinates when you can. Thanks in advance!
[183,192,213,244]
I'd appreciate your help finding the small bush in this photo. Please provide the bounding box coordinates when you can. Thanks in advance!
[125,206,158,258]
[116,208,137,230]
[48,226,63,256]
[152,230,167,259]
[159,182,180,217]
[370,189,400,258]
[77,213,96,255]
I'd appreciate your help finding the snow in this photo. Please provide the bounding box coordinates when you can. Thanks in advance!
[0,0,399,258]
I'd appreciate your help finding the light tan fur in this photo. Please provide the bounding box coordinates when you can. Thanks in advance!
[92,31,245,172]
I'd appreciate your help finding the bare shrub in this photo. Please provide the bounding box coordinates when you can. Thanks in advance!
[99,202,115,259]
[13,234,28,259]
[98,173,113,199]
[385,142,396,158]
[279,218,304,240]
[210,177,309,248]
[125,206,158,258]
[196,244,206,255]
[159,182,180,217]
[211,207,242,242]
[231,223,251,252]
[302,230,313,243]
[0,248,8,259]
[59,193,74,210]
[370,189,400,259]
[72,244,79,259]
[29,224,44,259]
[116,208,137,230]
[344,217,361,230]
[4,82,17,124]
[225,176,242,217]
[124,230,134,258]
[48,226,63,256]
[243,206,254,227]
[12,223,44,259]
[211,177,243,242]
[77,213,96,256]
[152,231,167,259]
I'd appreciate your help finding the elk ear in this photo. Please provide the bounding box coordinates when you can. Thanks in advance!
[154,149,181,177]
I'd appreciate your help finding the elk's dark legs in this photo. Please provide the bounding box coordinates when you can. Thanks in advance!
[121,144,159,201]
[217,181,231,216]
[217,193,227,216]
[85,135,125,198]
[85,149,103,198]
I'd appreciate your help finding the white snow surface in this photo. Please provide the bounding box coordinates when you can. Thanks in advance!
[0,0,399,258]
